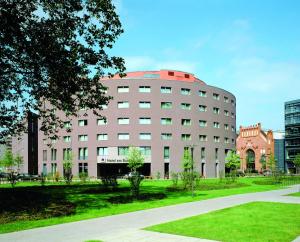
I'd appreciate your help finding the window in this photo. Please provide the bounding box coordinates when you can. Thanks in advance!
[201,147,205,159]
[232,139,235,144]
[231,99,235,106]
[97,147,108,156]
[78,135,88,141]
[181,88,191,95]
[181,119,191,126]
[80,105,87,111]
[118,146,129,156]
[181,134,191,141]
[139,86,151,93]
[231,112,235,118]
[140,146,151,156]
[213,93,220,100]
[199,105,207,112]
[64,121,71,128]
[139,101,151,108]
[118,118,129,124]
[168,71,174,76]
[43,150,47,161]
[161,102,172,109]
[100,104,108,109]
[139,117,151,124]
[161,118,172,125]
[43,139,47,145]
[224,110,229,116]
[97,118,107,125]
[78,163,88,174]
[51,163,57,174]
[214,136,220,143]
[161,86,172,94]
[225,137,230,143]
[199,135,207,142]
[78,147,88,160]
[213,107,220,114]
[225,124,229,130]
[181,103,191,110]
[232,126,235,132]
[63,136,71,142]
[51,149,57,161]
[215,148,219,160]
[213,122,220,128]
[199,90,207,97]
[118,133,129,140]
[199,120,207,127]
[63,148,72,160]
[97,134,108,140]
[78,119,88,126]
[51,138,57,144]
[224,96,229,103]
[164,147,170,159]
[139,133,151,140]
[161,133,172,140]
[117,86,129,93]
[184,74,190,78]
[118,101,129,108]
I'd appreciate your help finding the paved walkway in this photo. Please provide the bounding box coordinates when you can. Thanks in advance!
[0,185,299,242]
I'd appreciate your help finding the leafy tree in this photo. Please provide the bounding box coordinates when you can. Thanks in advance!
[181,148,196,192]
[63,152,73,185]
[267,153,277,172]
[225,150,241,182]
[293,154,300,174]
[259,154,267,171]
[126,147,144,198]
[14,153,24,172]
[0,0,126,143]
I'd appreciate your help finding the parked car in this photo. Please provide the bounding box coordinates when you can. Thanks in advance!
[0,172,10,179]
[17,173,41,181]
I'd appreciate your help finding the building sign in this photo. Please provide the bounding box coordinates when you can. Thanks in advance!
[97,155,151,163]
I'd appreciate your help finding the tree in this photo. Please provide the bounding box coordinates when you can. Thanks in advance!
[267,153,277,172]
[0,0,126,143]
[63,151,73,185]
[259,154,267,171]
[293,154,300,174]
[126,147,144,198]
[181,148,196,193]
[225,150,241,182]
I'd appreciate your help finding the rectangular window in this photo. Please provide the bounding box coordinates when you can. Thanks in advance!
[139,146,151,156]
[225,124,229,130]
[78,147,88,160]
[215,148,219,160]
[181,103,191,110]
[78,162,88,174]
[51,138,57,144]
[139,101,151,108]
[78,119,88,126]
[213,93,220,100]
[78,135,88,141]
[64,121,71,128]
[117,86,129,93]
[225,137,229,143]
[63,148,72,160]
[51,149,57,161]
[161,133,172,140]
[213,122,220,128]
[224,110,229,116]
[97,147,108,156]
[201,147,205,159]
[232,139,235,144]
[232,126,235,132]
[51,163,57,174]
[199,105,207,112]
[199,135,207,142]
[213,107,220,114]
[199,90,207,97]
[100,104,108,109]
[63,136,71,142]
[97,134,108,140]
[214,136,220,143]
[139,86,151,93]
[181,134,191,141]
[161,118,172,125]
[231,112,235,118]
[139,117,151,124]
[224,96,229,103]
[181,88,191,95]
[161,102,172,109]
[118,101,129,108]
[199,120,207,127]
[118,133,130,140]
[97,118,107,125]
[163,147,170,159]
[231,99,235,106]
[118,146,129,156]
[43,150,47,161]
[161,86,172,94]
[139,133,151,140]
[118,118,129,124]
[181,119,191,126]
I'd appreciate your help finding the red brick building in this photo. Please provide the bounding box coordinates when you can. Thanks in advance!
[236,123,274,171]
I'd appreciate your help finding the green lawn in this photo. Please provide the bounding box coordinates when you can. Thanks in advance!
[288,192,300,197]
[0,177,298,234]
[146,202,300,242]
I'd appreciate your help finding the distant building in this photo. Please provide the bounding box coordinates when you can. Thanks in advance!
[285,99,300,172]
[236,123,274,172]
[273,131,286,171]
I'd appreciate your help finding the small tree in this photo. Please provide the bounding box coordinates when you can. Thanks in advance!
[127,147,144,198]
[225,150,241,182]
[292,154,300,174]
[63,152,73,185]
[14,153,24,173]
[259,154,267,171]
[267,153,282,183]
[181,148,195,190]
[0,150,22,187]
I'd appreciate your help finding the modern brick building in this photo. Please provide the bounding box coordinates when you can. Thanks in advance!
[236,123,274,172]
[15,70,237,178]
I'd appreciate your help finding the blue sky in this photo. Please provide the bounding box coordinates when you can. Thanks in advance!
[110,0,300,131]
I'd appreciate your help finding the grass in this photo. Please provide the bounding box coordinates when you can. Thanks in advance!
[288,192,300,197]
[146,202,300,242]
[0,177,298,234]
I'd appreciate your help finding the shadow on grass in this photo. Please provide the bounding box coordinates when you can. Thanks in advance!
[106,192,167,204]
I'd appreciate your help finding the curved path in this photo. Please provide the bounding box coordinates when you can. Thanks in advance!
[0,185,299,242]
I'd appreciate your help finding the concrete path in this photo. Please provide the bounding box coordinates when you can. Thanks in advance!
[0,185,299,242]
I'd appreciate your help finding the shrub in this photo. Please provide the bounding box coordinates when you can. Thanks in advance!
[170,172,179,187]
[79,172,88,183]
[101,176,118,190]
